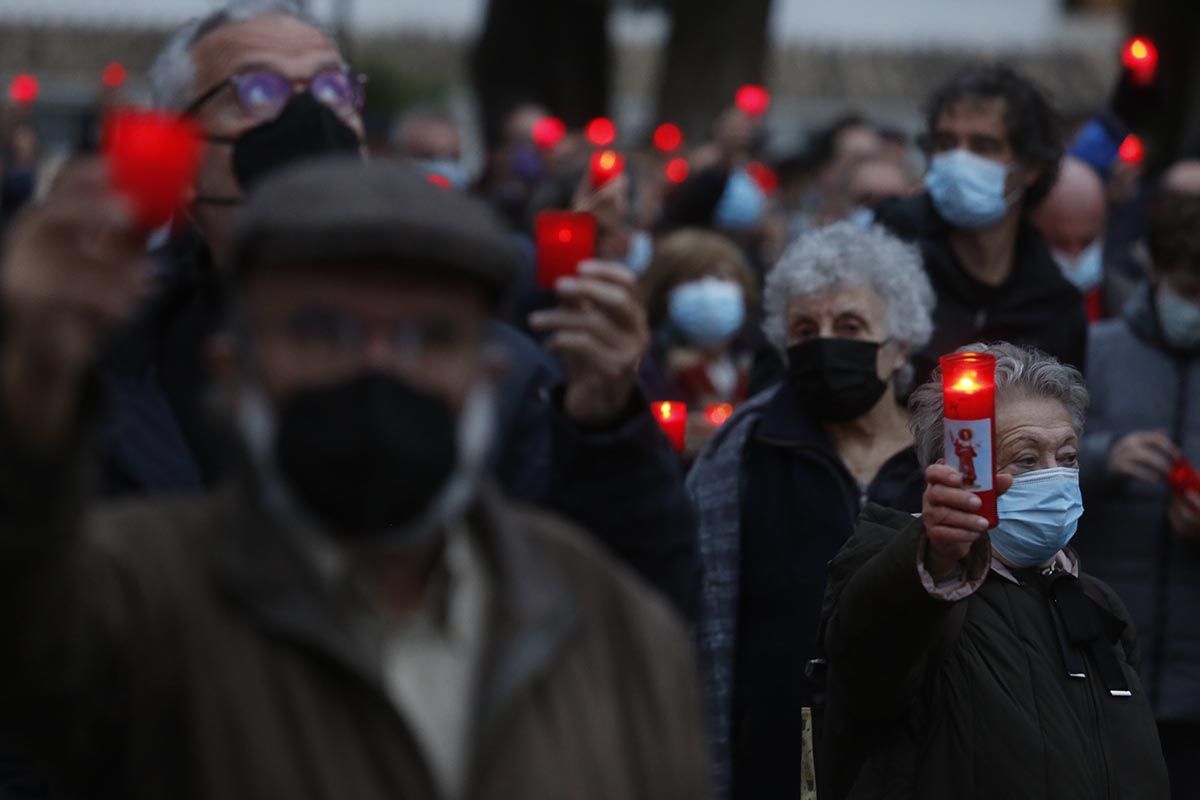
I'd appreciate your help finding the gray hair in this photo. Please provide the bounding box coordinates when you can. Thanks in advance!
[149,0,338,111]
[762,221,935,387]
[908,342,1090,469]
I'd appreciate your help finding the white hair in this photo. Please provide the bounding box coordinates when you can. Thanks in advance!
[762,221,935,386]
[908,342,1090,469]
[149,0,338,111]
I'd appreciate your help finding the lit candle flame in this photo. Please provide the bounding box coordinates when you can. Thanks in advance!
[599,151,618,171]
[658,401,673,420]
[953,372,979,393]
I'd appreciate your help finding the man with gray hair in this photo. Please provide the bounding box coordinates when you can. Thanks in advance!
[818,342,1168,799]
[99,1,700,619]
[687,221,935,799]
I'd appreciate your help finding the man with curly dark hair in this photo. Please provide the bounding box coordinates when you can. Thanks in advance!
[873,63,1087,386]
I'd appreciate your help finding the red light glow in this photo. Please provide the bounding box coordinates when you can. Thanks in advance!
[746,161,779,194]
[1118,134,1145,166]
[653,123,684,153]
[531,116,566,151]
[101,62,127,89]
[8,74,39,104]
[706,403,734,426]
[665,157,690,184]
[735,84,770,117]
[586,117,617,147]
[1121,36,1159,85]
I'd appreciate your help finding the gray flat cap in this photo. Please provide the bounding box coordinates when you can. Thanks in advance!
[228,157,519,305]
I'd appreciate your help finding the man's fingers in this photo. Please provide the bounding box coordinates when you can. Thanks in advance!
[994,472,1015,497]
[542,331,623,377]
[527,307,623,349]
[928,507,991,533]
[926,526,981,548]
[577,259,638,289]
[554,276,645,333]
[1130,448,1173,476]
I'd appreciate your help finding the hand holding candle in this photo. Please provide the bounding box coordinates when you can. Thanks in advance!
[102,109,201,230]
[940,353,999,527]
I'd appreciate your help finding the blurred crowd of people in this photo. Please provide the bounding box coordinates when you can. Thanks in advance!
[0,0,1198,798]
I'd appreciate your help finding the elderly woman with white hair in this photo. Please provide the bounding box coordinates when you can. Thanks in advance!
[818,342,1169,799]
[687,221,935,799]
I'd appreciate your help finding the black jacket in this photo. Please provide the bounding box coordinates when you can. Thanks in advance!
[820,504,1169,800]
[732,385,923,799]
[96,235,699,621]
[874,194,1087,384]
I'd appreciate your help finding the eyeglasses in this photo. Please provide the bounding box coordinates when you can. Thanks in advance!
[257,306,483,367]
[185,67,366,121]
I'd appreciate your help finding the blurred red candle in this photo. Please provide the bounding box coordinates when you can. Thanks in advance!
[586,117,617,147]
[534,211,596,289]
[705,403,734,427]
[102,109,201,229]
[653,123,684,153]
[735,84,771,118]
[652,401,687,452]
[940,352,998,528]
[1122,36,1159,86]
[664,157,690,184]
[531,116,566,151]
[1118,134,1146,166]
[1168,458,1200,496]
[590,149,624,190]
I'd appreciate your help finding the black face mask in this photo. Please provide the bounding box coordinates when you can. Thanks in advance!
[197,92,360,205]
[274,372,458,541]
[787,338,889,422]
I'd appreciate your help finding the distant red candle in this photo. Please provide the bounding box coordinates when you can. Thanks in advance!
[1167,458,1200,496]
[652,401,687,452]
[590,149,624,190]
[940,353,998,527]
[705,403,734,427]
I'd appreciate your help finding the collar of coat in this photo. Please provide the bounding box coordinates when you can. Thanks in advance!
[208,481,582,749]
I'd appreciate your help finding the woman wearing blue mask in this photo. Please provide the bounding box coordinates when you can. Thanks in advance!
[819,342,1168,800]
[686,222,934,799]
[638,229,760,459]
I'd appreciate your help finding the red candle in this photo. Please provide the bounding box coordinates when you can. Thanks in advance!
[1167,458,1200,496]
[589,149,625,190]
[1122,36,1159,86]
[705,403,734,427]
[735,84,771,118]
[940,353,998,527]
[652,401,687,452]
[653,123,684,153]
[531,116,566,152]
[534,211,596,289]
[102,109,202,229]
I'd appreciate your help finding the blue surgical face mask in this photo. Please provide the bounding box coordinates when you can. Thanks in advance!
[848,207,876,229]
[1157,282,1200,351]
[925,149,1020,230]
[416,158,469,191]
[992,467,1083,567]
[668,277,746,347]
[1051,241,1104,292]
[715,168,767,231]
[625,229,654,275]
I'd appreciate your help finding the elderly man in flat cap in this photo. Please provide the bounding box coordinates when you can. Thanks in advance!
[0,157,711,799]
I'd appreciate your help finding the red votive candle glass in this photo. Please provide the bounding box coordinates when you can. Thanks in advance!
[652,401,687,452]
[102,108,202,229]
[589,149,625,190]
[940,352,998,528]
[534,211,596,289]
[1167,458,1200,496]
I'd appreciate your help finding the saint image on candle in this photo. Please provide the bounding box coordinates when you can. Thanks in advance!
[952,427,981,488]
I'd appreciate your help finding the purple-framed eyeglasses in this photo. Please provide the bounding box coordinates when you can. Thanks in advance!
[185,67,366,121]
